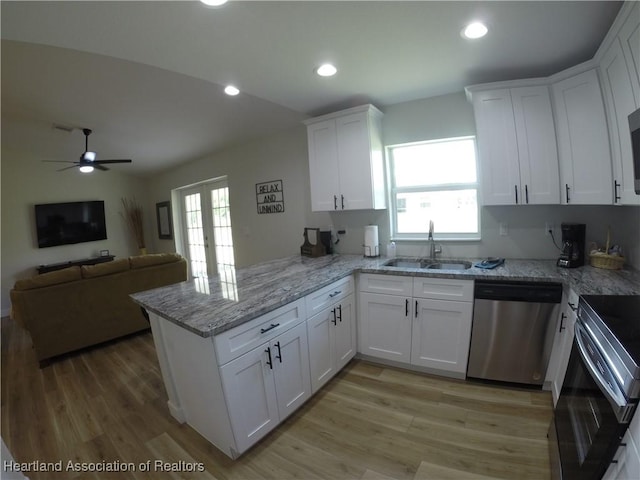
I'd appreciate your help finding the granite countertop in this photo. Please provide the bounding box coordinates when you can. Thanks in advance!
[131,254,640,338]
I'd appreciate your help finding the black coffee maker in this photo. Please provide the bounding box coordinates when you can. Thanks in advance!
[557,223,586,268]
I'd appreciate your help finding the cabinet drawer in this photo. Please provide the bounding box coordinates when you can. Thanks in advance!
[214,299,306,365]
[358,273,413,296]
[306,275,354,317]
[412,277,474,302]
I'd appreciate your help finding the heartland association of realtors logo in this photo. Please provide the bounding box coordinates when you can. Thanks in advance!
[256,179,285,214]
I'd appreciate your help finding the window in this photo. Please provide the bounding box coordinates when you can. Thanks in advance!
[387,136,480,240]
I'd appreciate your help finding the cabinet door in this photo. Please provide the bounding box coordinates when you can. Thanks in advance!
[336,112,375,210]
[219,343,279,453]
[307,305,336,393]
[472,89,521,205]
[411,299,473,374]
[307,119,340,211]
[618,1,640,106]
[334,294,356,372]
[272,322,311,420]
[600,38,640,205]
[511,86,560,204]
[358,292,412,363]
[552,69,613,204]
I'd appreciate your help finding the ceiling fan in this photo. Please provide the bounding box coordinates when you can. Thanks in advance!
[44,128,132,173]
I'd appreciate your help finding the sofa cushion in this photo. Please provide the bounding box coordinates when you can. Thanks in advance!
[14,266,82,291]
[81,258,130,278]
[129,253,182,269]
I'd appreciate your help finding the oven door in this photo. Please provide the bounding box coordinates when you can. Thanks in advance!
[553,321,632,480]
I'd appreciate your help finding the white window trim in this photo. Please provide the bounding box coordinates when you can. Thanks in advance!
[386,136,481,242]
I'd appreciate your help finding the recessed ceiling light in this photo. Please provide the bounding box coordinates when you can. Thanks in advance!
[200,0,228,6]
[224,85,240,96]
[316,64,337,77]
[462,22,488,39]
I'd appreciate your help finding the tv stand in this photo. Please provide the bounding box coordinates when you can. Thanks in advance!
[37,255,115,274]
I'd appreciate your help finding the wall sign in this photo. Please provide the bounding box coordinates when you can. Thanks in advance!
[256,180,285,214]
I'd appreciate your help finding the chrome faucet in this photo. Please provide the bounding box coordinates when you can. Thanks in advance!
[428,220,441,260]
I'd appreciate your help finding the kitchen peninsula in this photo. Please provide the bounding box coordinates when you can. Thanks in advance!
[131,254,640,459]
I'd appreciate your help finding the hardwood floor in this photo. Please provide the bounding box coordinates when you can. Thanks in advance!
[1,317,553,479]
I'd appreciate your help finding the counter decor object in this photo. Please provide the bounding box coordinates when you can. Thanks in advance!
[589,227,625,270]
[300,227,326,257]
[364,225,379,257]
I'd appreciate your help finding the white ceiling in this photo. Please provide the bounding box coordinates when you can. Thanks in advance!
[1,1,623,176]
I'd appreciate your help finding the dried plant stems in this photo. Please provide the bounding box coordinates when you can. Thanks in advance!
[121,197,145,249]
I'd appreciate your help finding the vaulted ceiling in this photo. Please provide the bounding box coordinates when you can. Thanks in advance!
[1,1,622,175]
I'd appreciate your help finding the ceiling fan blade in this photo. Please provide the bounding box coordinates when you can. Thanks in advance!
[93,159,133,164]
[94,164,109,171]
[57,165,79,172]
[42,160,78,164]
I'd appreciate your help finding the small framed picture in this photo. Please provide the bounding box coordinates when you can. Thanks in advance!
[100,249,110,257]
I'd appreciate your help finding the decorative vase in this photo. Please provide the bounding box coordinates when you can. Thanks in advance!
[139,247,148,255]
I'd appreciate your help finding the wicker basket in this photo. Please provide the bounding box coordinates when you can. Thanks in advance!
[589,252,625,270]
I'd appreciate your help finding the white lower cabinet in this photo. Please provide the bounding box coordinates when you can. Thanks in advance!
[358,273,474,377]
[358,292,413,363]
[307,293,356,392]
[412,298,473,374]
[220,321,311,453]
[149,276,356,459]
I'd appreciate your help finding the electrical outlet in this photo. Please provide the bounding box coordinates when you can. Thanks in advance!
[545,222,553,236]
[499,222,508,236]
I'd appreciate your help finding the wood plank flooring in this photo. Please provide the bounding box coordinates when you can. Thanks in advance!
[1,317,553,479]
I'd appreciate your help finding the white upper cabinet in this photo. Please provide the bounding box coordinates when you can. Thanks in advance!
[467,84,559,205]
[305,105,385,211]
[551,69,613,204]
[618,1,640,106]
[599,2,640,206]
[469,88,521,205]
[511,86,561,204]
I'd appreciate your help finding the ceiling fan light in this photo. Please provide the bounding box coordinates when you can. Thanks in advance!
[79,165,94,173]
[82,151,96,161]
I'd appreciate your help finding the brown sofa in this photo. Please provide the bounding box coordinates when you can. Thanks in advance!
[10,253,187,366]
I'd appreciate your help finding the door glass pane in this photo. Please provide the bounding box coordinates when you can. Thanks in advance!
[184,192,208,278]
[211,186,237,300]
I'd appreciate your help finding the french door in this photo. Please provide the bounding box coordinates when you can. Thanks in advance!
[179,179,236,283]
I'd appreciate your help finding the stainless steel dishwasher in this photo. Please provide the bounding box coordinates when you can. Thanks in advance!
[467,280,563,386]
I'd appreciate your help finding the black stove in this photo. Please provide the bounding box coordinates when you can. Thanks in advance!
[578,295,640,398]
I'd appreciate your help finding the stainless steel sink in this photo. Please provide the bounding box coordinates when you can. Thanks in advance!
[383,259,472,270]
[383,259,425,268]
[424,261,472,270]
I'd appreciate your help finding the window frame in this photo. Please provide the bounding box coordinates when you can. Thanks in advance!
[386,135,481,242]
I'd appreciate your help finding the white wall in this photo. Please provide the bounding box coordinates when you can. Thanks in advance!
[146,126,313,268]
[0,148,149,315]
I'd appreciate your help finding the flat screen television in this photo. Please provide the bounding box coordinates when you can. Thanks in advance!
[35,200,107,248]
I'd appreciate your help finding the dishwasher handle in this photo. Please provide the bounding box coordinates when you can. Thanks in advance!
[474,281,562,303]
